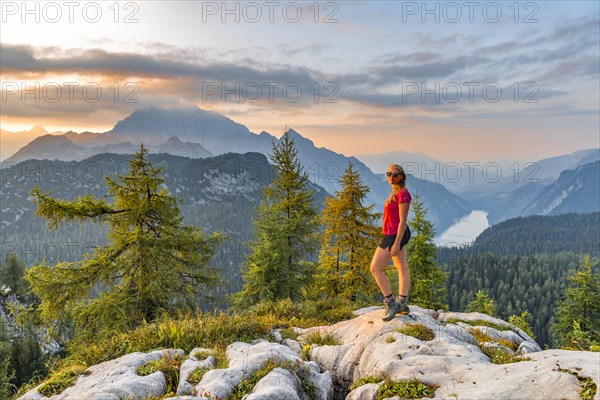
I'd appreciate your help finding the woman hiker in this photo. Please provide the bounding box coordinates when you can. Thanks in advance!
[370,163,412,321]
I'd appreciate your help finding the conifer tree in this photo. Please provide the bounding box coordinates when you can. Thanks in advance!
[550,256,600,350]
[26,144,223,340]
[466,290,497,316]
[0,316,15,399]
[0,253,28,299]
[318,162,380,301]
[8,326,46,389]
[232,128,319,307]
[406,193,447,309]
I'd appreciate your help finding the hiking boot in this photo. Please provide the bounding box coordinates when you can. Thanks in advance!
[396,300,410,315]
[382,299,400,321]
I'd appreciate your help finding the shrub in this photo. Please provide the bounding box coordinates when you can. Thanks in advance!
[376,378,437,399]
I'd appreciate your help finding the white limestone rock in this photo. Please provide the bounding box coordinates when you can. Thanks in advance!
[299,308,599,400]
[282,338,302,354]
[345,382,379,400]
[295,361,334,400]
[271,329,283,343]
[18,349,183,400]
[244,367,304,400]
[195,340,332,400]
[176,348,216,396]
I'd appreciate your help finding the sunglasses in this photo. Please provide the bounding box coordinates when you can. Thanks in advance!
[386,172,401,178]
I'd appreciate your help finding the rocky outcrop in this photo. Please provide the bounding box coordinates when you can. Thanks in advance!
[19,349,183,400]
[18,307,600,400]
[299,306,599,400]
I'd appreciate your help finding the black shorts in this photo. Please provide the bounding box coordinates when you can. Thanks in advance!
[378,226,411,251]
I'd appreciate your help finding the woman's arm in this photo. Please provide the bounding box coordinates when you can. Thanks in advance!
[391,202,410,256]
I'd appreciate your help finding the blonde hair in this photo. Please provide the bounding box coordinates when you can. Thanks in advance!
[385,163,407,206]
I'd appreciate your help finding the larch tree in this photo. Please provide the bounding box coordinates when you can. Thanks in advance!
[232,128,320,308]
[318,162,380,301]
[407,193,448,310]
[26,144,224,340]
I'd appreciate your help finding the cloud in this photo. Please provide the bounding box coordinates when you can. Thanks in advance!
[0,11,598,124]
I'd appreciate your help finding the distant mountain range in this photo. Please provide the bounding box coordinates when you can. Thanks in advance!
[521,160,600,216]
[5,134,212,163]
[2,106,597,230]
[1,106,472,232]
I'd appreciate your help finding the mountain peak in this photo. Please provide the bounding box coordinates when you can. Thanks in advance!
[163,136,184,144]
[30,134,72,145]
[105,106,253,147]
[29,125,48,135]
[285,128,315,147]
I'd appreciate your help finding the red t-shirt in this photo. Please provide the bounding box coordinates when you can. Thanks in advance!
[382,188,411,235]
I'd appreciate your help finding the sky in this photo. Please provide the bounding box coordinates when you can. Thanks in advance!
[1,0,599,163]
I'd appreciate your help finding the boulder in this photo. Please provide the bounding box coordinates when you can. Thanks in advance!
[195,340,332,400]
[19,349,183,400]
[245,367,305,400]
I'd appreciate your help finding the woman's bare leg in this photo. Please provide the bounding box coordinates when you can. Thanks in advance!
[391,246,410,298]
[370,246,393,296]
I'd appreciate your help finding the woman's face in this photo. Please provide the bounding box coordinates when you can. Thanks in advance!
[387,167,401,184]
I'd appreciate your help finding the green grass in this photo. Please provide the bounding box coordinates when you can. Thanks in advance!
[580,377,598,400]
[349,375,385,391]
[187,366,211,386]
[467,328,529,364]
[280,327,300,341]
[242,298,355,325]
[136,353,185,395]
[468,328,519,351]
[304,330,340,346]
[67,312,269,368]
[395,323,435,341]
[479,347,530,364]
[386,336,396,343]
[37,366,90,397]
[559,368,598,400]
[191,350,214,360]
[376,378,437,400]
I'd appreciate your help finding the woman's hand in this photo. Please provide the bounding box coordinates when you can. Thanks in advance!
[390,242,401,257]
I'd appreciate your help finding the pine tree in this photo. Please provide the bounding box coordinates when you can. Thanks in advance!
[466,290,497,316]
[232,128,319,308]
[0,253,28,299]
[550,256,600,350]
[318,162,380,301]
[26,144,224,340]
[0,316,15,399]
[406,193,447,309]
[8,326,46,389]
